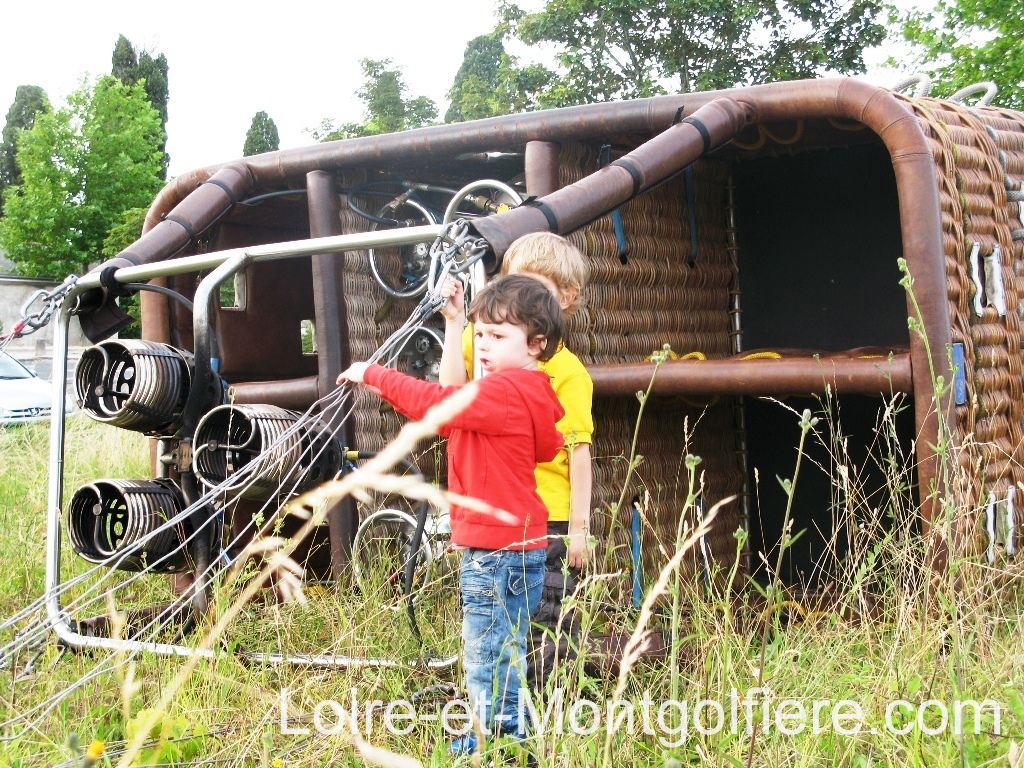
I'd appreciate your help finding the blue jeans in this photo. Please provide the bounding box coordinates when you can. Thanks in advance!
[460,547,545,739]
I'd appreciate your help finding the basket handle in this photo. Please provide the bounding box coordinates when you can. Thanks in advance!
[949,81,998,106]
[891,73,933,98]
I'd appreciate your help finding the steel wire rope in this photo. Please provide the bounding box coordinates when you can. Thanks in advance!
[1,229,476,736]
[0,391,366,737]
[0,378,459,739]
[0,385,359,666]
[6,371,357,641]
[11,424,394,723]
[11,386,356,625]
[1,415,348,692]
[183,234,467,631]
[3,290,446,665]
[12,313,354,636]
[1,324,443,733]
[0,471,442,742]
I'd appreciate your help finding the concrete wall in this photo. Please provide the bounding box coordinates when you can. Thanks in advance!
[0,275,90,391]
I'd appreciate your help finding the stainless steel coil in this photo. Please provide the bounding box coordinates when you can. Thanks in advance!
[66,478,190,572]
[192,404,342,500]
[75,340,193,435]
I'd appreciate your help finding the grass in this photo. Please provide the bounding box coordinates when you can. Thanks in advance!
[0,403,1022,768]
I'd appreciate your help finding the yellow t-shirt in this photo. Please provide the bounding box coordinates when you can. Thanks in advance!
[462,325,594,521]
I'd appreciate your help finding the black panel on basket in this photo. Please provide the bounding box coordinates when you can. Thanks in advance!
[734,144,907,351]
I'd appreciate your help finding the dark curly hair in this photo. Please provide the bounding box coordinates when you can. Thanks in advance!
[468,274,565,362]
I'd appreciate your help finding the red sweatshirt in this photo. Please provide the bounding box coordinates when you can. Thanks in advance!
[363,364,564,550]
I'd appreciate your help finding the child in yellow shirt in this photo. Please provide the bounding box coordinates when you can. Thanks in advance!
[439,231,594,691]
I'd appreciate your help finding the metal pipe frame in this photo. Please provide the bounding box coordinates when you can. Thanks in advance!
[40,75,962,657]
[112,79,950,544]
[589,354,913,397]
[174,251,251,618]
[307,170,358,579]
[77,225,443,291]
[44,226,456,667]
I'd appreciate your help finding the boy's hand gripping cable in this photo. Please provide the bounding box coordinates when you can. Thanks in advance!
[371,218,491,366]
[424,219,490,308]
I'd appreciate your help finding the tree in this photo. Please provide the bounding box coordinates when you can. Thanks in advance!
[313,58,438,141]
[111,34,138,83]
[101,206,149,337]
[446,34,507,122]
[243,111,280,156]
[897,0,1023,110]
[500,0,886,105]
[111,35,170,176]
[0,85,49,213]
[0,76,164,278]
[444,31,564,122]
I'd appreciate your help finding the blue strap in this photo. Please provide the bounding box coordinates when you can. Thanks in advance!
[611,209,629,265]
[631,501,643,608]
[952,342,968,406]
[599,144,630,263]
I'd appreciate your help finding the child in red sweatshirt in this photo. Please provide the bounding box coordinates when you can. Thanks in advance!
[337,275,565,748]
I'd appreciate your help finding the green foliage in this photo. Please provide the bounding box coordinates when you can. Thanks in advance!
[1,408,1024,764]
[446,34,507,122]
[242,110,280,156]
[136,53,170,129]
[0,85,49,214]
[0,77,164,279]
[125,708,206,765]
[111,34,170,176]
[360,59,407,135]
[896,0,1024,110]
[499,0,886,105]
[314,58,438,141]
[445,32,562,121]
[111,34,138,83]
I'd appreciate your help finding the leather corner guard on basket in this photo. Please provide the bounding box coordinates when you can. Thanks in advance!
[589,353,912,397]
[78,164,256,344]
[468,96,755,258]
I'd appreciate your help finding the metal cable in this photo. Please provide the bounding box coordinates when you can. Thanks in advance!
[1,226,478,737]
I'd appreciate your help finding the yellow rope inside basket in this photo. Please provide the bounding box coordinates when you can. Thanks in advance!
[652,350,719,407]
[645,348,700,362]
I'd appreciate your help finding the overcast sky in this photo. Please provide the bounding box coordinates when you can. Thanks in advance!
[0,0,524,177]
[1,1,912,180]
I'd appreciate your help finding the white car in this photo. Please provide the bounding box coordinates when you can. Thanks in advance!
[0,350,55,425]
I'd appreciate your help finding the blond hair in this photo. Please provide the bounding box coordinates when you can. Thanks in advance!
[500,232,590,313]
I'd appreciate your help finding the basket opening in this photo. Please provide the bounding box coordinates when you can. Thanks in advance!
[733,141,917,588]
